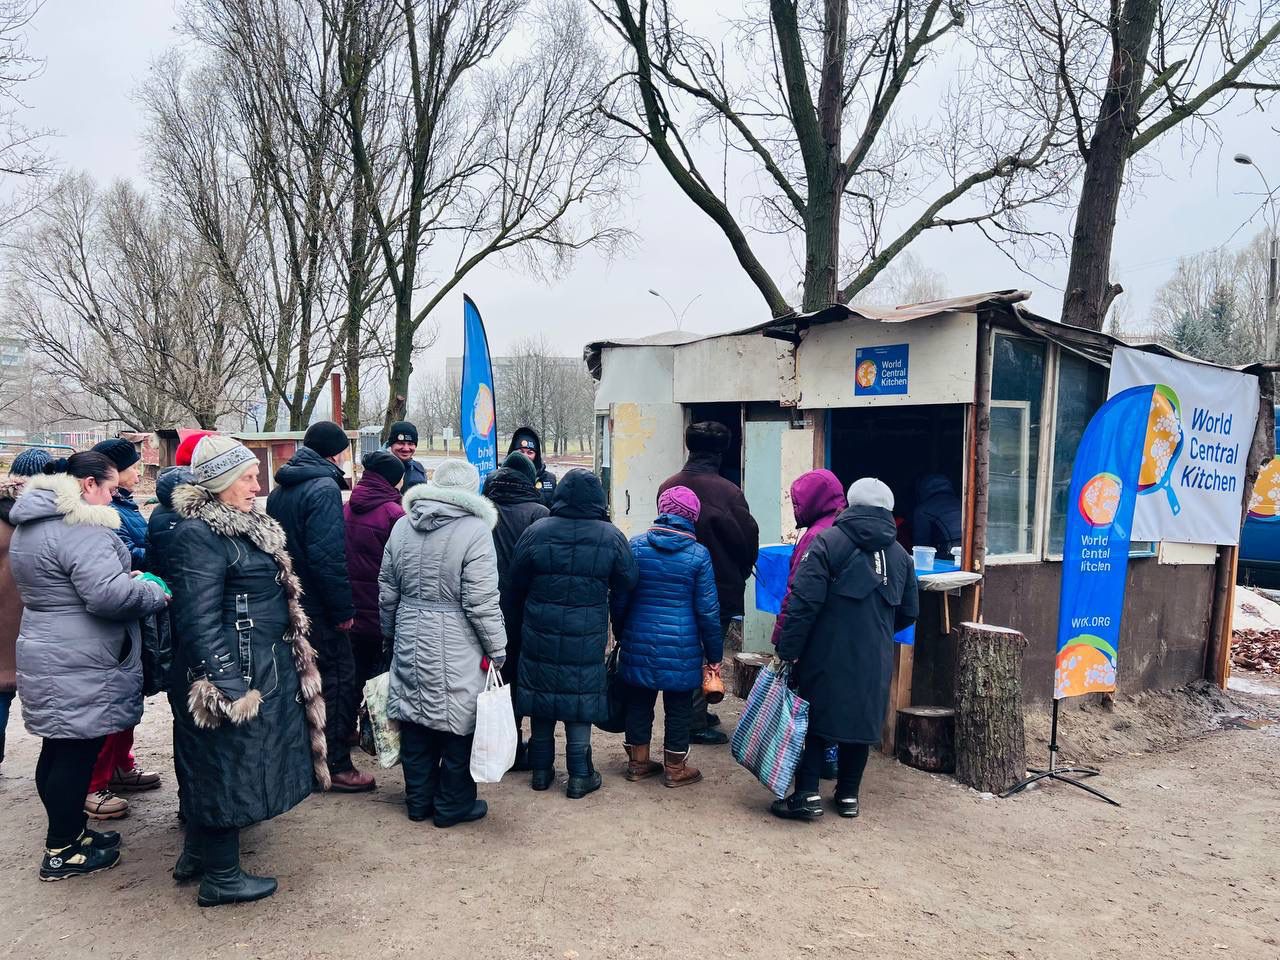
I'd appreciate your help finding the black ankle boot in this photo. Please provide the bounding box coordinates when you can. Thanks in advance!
[196,829,278,907]
[172,828,203,883]
[531,768,555,791]
[566,748,601,800]
[509,739,532,773]
[770,791,824,821]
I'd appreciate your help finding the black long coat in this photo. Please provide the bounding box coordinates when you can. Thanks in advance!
[482,466,549,681]
[508,470,637,722]
[167,487,317,829]
[266,446,355,627]
[776,505,919,745]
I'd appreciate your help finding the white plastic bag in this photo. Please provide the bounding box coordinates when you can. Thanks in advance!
[470,665,518,783]
[362,672,401,768]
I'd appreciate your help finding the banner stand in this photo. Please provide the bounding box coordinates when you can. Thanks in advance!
[1000,699,1120,806]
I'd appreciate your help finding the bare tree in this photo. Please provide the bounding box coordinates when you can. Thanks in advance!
[6,173,255,429]
[596,1,1071,316]
[860,251,948,305]
[0,1,51,234]
[999,0,1280,330]
[328,0,630,429]
[1149,232,1272,363]
[144,1,378,430]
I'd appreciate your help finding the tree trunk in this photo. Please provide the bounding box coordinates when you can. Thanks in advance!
[1060,0,1159,331]
[895,706,956,773]
[344,174,369,428]
[732,652,773,700]
[383,301,413,431]
[954,622,1027,794]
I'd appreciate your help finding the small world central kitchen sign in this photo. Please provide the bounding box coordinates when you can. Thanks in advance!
[854,343,909,396]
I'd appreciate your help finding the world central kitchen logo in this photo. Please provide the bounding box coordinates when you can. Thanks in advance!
[1139,383,1240,515]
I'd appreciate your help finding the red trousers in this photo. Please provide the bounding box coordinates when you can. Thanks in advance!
[88,728,136,793]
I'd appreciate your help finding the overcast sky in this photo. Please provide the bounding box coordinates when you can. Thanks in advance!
[19,1,1280,371]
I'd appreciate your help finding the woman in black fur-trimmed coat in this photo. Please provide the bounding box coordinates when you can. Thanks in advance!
[165,435,328,907]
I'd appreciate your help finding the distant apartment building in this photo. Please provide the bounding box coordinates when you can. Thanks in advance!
[0,335,28,371]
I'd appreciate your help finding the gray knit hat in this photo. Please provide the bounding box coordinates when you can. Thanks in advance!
[192,435,259,493]
[431,458,480,493]
[847,477,894,511]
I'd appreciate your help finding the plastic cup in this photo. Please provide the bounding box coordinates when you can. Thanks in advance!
[913,546,936,571]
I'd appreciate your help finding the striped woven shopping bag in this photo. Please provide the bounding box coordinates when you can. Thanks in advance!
[730,657,809,798]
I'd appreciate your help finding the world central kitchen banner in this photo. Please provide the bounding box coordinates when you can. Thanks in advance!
[1108,347,1259,545]
[1055,385,1153,700]
[460,294,498,479]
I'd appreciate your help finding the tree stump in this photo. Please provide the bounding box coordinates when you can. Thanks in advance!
[954,622,1027,794]
[895,706,956,773]
[731,652,773,700]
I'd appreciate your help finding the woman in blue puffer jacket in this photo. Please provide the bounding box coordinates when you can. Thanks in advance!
[612,486,721,788]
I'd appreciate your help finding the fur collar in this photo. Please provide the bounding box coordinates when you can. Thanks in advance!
[403,482,498,529]
[24,474,121,529]
[170,482,331,791]
[172,483,288,557]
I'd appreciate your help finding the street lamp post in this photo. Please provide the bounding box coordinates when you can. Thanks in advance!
[1235,153,1279,361]
[648,288,702,331]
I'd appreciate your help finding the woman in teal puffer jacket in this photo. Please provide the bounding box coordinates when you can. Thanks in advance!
[612,486,721,788]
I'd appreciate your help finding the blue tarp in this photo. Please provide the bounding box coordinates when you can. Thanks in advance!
[753,541,922,645]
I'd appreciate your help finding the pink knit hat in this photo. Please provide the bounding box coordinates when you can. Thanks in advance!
[658,485,701,523]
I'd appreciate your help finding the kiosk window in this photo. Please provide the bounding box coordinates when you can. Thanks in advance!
[1048,352,1108,554]
[989,336,1045,557]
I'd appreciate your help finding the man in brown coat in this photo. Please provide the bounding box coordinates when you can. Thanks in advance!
[658,422,759,744]
[1,448,53,768]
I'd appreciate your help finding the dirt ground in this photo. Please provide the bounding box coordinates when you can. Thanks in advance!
[2,683,1278,960]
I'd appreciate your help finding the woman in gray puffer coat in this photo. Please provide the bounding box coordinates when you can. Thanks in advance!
[380,458,506,829]
[8,453,169,881]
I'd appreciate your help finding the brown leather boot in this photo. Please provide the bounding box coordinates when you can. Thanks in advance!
[625,743,662,781]
[663,749,702,788]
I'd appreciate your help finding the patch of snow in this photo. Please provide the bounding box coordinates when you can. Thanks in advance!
[1234,586,1280,633]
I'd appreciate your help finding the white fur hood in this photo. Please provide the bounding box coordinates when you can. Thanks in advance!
[403,482,498,531]
[8,473,121,529]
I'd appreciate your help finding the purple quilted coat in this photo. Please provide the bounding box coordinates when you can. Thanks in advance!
[344,471,406,637]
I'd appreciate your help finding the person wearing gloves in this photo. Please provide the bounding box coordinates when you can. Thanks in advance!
[85,438,164,811]
[659,421,760,745]
[344,450,407,693]
[380,458,506,828]
[612,486,722,788]
[7,452,170,881]
[507,469,638,799]
[385,420,427,492]
[166,435,328,906]
[774,478,919,822]
[481,450,549,771]
[1,448,54,773]
[771,469,849,780]
[267,422,370,792]
[508,426,557,507]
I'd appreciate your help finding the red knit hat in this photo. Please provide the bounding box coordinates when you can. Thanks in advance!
[175,430,216,467]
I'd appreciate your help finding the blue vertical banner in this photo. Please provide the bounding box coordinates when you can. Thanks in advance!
[1054,384,1154,700]
[460,295,498,479]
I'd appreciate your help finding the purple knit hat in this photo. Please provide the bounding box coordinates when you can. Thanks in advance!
[658,485,701,523]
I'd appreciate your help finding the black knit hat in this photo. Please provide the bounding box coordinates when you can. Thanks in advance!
[92,437,141,471]
[386,420,418,445]
[502,449,538,485]
[685,421,731,454]
[303,421,350,458]
[362,450,406,488]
